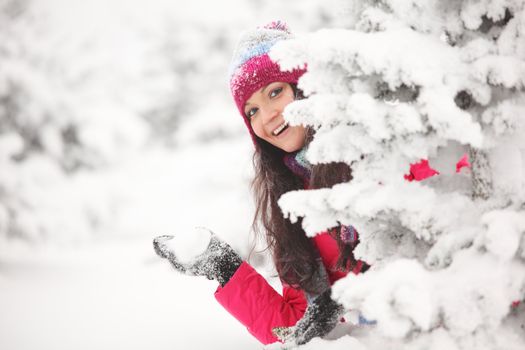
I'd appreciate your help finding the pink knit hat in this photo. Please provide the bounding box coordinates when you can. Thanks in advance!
[229,21,306,142]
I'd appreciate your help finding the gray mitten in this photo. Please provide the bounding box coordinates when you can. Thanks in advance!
[153,229,242,286]
[273,288,345,345]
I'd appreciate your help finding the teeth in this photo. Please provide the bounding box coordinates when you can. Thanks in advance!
[273,122,289,136]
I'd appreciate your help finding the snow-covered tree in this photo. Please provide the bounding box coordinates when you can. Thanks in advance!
[270,0,525,348]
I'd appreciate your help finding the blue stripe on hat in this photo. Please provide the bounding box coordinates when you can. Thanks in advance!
[228,38,282,78]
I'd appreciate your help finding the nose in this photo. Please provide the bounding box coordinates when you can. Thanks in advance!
[261,103,280,126]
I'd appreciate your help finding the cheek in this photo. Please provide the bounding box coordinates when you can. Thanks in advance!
[250,120,265,139]
[298,131,307,146]
[293,127,307,148]
[295,126,307,140]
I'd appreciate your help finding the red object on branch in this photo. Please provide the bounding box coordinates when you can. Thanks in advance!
[404,159,440,182]
[405,153,471,182]
[456,153,471,173]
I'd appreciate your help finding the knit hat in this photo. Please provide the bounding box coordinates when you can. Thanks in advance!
[228,21,306,142]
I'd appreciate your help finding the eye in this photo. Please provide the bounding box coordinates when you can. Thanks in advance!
[269,87,283,98]
[245,107,258,119]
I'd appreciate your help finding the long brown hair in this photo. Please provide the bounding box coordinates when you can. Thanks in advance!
[250,127,358,294]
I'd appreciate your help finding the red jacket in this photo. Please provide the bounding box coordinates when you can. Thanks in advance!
[214,231,363,345]
[214,157,454,344]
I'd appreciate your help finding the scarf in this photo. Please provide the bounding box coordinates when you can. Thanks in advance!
[283,147,312,187]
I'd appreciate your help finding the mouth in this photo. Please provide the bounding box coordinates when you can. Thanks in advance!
[272,121,289,136]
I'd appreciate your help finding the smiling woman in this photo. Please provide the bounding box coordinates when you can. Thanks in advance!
[153,20,365,346]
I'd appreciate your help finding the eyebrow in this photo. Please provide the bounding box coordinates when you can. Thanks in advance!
[245,83,276,111]
[244,89,263,111]
[261,84,270,95]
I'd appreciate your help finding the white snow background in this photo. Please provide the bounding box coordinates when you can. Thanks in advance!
[0,0,343,349]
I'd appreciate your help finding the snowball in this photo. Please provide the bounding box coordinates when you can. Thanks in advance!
[164,227,212,264]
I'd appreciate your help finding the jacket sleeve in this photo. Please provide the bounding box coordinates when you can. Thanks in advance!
[214,261,308,345]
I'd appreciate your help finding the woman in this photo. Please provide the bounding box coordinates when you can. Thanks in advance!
[153,21,367,346]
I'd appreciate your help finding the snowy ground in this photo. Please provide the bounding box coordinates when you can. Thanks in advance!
[0,237,261,350]
[0,137,265,350]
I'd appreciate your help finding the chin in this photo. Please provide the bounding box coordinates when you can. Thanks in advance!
[280,142,303,153]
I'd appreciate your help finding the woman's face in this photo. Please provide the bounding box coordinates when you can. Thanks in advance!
[244,82,306,152]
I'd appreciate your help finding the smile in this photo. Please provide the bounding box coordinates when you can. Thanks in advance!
[272,121,289,136]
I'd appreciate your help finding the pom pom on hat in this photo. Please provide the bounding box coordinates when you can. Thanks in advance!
[228,21,306,143]
[263,20,291,32]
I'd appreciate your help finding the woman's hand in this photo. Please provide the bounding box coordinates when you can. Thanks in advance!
[273,288,345,345]
[153,228,242,286]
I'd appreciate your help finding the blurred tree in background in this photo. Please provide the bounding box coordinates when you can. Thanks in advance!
[0,0,91,172]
